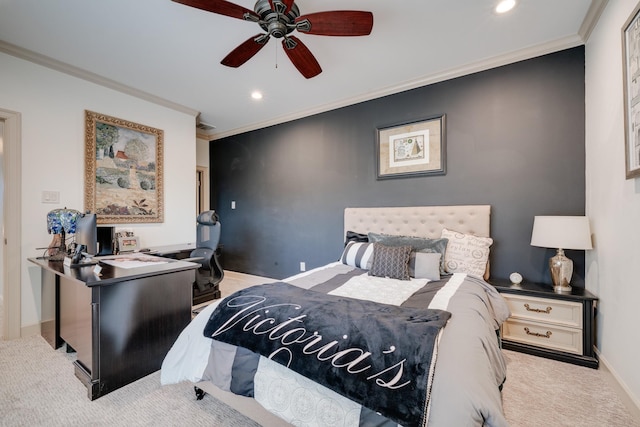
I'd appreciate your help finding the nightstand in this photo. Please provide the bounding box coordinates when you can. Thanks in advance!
[491,279,599,369]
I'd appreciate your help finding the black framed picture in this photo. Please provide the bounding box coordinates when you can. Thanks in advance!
[376,114,446,179]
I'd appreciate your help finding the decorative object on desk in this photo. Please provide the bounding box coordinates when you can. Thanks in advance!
[117,235,140,253]
[84,110,164,224]
[114,230,134,253]
[46,208,81,260]
[530,216,593,293]
[376,115,446,179]
[509,272,523,286]
[622,2,640,179]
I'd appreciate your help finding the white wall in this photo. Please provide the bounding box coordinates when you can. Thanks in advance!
[586,0,640,409]
[0,52,197,332]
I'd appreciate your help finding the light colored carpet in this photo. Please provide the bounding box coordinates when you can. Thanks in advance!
[1,272,639,426]
[0,334,260,427]
[2,337,638,426]
[501,350,639,427]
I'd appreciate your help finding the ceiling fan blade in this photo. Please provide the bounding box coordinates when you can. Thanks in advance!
[172,0,259,21]
[282,36,322,79]
[221,34,270,68]
[295,11,373,36]
[268,0,295,14]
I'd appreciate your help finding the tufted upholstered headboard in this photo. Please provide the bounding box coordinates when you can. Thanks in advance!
[344,205,491,240]
[344,205,492,278]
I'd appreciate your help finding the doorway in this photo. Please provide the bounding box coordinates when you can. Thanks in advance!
[1,108,22,340]
[196,166,209,214]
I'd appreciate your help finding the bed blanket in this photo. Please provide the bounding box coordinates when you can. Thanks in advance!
[203,282,451,427]
[161,263,511,427]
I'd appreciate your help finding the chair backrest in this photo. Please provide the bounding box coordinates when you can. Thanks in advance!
[196,211,221,250]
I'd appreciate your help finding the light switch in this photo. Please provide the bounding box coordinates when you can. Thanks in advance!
[231,201,236,209]
[41,191,60,204]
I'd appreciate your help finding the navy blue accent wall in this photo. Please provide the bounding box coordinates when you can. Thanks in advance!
[210,47,586,286]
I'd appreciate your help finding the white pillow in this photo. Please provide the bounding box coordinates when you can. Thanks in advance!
[340,241,374,270]
[441,228,493,277]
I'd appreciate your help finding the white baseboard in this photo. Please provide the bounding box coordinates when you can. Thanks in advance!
[596,349,640,421]
[21,323,40,338]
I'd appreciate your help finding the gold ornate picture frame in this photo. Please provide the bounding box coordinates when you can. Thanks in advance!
[376,114,446,179]
[84,110,164,224]
[623,4,640,179]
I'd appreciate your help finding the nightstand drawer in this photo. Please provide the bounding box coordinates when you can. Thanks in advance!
[502,293,582,328]
[502,318,583,355]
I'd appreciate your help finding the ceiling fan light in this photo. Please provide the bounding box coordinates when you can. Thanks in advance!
[495,0,516,14]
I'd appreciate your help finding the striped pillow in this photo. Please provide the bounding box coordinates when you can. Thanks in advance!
[340,241,374,270]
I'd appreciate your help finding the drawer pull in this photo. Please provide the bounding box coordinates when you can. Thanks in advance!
[524,303,552,314]
[524,327,552,339]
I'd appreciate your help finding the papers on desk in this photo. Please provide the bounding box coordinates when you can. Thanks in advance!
[99,253,169,269]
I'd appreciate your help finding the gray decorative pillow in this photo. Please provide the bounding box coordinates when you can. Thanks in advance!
[345,230,369,247]
[409,252,442,280]
[368,243,412,280]
[368,232,449,275]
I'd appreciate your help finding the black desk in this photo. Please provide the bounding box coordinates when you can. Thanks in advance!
[30,256,198,399]
[143,242,196,259]
[143,242,223,305]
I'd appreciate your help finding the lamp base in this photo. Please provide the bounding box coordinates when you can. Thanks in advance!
[553,284,572,293]
[550,248,573,293]
[47,233,67,261]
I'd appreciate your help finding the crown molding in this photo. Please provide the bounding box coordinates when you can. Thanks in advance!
[211,35,585,140]
[579,0,609,42]
[0,40,199,118]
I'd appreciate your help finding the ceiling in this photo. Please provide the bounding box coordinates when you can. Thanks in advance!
[0,0,605,140]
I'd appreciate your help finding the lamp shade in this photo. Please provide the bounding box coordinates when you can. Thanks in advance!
[46,208,81,234]
[531,216,593,250]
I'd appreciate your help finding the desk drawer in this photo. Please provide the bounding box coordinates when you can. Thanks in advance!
[502,294,582,328]
[502,318,582,355]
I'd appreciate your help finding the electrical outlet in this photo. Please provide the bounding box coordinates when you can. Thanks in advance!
[300,262,306,272]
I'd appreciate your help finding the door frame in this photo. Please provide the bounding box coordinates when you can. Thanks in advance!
[196,166,209,214]
[1,108,22,340]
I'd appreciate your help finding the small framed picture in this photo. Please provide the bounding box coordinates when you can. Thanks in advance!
[376,114,446,179]
[117,236,140,252]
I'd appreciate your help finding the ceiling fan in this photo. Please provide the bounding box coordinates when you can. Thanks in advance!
[172,0,374,79]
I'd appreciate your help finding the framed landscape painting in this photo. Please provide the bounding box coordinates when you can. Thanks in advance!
[623,3,640,179]
[84,110,164,224]
[376,115,446,179]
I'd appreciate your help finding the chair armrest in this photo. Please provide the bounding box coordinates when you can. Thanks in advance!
[182,256,205,263]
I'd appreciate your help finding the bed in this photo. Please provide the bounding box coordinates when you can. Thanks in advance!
[161,205,510,426]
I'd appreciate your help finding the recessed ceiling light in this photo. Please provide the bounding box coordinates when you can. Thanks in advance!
[251,91,263,100]
[495,0,516,14]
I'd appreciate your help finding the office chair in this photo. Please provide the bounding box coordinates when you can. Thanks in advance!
[190,210,223,304]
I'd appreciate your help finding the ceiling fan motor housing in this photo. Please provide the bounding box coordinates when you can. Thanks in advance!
[253,0,299,38]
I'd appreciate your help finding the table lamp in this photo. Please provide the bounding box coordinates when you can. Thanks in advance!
[46,208,81,260]
[530,216,593,293]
